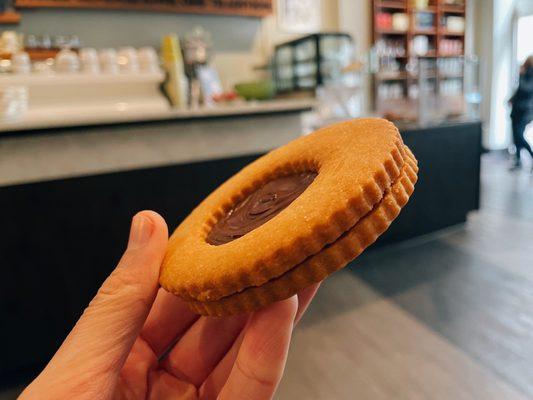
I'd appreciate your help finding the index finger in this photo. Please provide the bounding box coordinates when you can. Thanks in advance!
[216,296,298,400]
[141,288,199,357]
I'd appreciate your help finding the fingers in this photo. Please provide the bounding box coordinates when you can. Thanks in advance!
[162,314,247,387]
[216,296,298,400]
[199,285,320,399]
[141,288,200,357]
[25,211,168,397]
[198,330,244,400]
[115,338,157,400]
[294,282,321,324]
[148,370,198,400]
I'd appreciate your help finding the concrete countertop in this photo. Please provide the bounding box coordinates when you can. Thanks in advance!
[0,98,316,133]
[0,105,309,187]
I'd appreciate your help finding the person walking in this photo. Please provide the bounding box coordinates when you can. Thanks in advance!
[509,55,533,171]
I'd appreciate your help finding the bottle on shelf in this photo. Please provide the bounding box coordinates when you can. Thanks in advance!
[161,34,189,108]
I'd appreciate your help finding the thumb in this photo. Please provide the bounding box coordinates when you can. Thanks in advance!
[30,211,168,395]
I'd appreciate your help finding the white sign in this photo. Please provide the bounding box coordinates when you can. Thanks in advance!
[277,0,322,33]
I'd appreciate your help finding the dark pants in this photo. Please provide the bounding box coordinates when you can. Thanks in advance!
[511,116,533,162]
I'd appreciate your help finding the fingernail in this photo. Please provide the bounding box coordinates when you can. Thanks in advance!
[128,213,154,249]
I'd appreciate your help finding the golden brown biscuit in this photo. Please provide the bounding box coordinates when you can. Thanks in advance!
[160,118,418,315]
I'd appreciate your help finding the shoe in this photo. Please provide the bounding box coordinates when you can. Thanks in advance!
[509,163,522,171]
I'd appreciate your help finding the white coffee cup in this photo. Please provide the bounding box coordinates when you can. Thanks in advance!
[99,48,119,74]
[79,47,100,73]
[33,60,53,74]
[117,46,139,73]
[412,35,429,56]
[55,48,80,73]
[138,46,159,73]
[11,52,31,74]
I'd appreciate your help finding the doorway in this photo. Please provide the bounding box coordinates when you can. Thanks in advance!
[515,14,533,147]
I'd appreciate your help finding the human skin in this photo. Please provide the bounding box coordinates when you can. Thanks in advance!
[20,211,319,400]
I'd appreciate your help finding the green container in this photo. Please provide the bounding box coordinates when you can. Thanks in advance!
[234,80,275,101]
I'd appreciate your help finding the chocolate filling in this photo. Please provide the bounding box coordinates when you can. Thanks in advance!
[207,172,317,245]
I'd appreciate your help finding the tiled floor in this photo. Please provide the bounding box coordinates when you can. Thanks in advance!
[3,153,532,399]
[278,152,533,399]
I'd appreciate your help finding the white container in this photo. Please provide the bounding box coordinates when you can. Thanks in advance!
[99,48,119,74]
[446,16,465,33]
[118,47,139,73]
[0,72,168,120]
[392,13,409,32]
[138,47,160,73]
[11,52,31,74]
[33,61,54,74]
[414,0,429,9]
[412,35,429,56]
[55,48,80,73]
[79,47,100,74]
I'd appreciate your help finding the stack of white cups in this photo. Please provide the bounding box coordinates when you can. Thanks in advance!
[138,47,159,73]
[117,47,139,73]
[11,52,31,74]
[55,48,80,73]
[79,48,100,73]
[99,48,119,74]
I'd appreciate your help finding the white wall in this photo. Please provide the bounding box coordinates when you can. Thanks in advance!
[490,0,517,149]
[337,0,371,54]
[474,0,533,150]
[337,0,371,111]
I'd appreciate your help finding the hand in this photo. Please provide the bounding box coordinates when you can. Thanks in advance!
[20,211,319,400]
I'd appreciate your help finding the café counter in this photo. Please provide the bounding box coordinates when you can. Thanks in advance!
[0,104,481,385]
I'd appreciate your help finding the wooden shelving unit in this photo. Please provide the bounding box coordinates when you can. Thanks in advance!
[1,49,66,61]
[440,30,465,36]
[376,28,409,35]
[440,4,465,12]
[372,0,467,114]
[378,1,407,9]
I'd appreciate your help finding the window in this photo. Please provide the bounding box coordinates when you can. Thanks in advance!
[516,14,533,65]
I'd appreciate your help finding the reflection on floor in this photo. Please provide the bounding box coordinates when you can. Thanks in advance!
[278,152,533,400]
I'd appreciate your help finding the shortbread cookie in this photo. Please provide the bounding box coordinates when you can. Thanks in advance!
[160,118,418,316]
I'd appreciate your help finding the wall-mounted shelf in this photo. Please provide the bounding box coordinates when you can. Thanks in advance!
[414,28,437,35]
[441,4,465,13]
[376,28,409,35]
[14,0,273,17]
[440,30,465,36]
[376,1,407,10]
[0,71,165,86]
[376,71,409,80]
[412,6,437,12]
[0,11,21,24]
[0,49,69,61]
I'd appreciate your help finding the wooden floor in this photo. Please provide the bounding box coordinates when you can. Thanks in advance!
[2,153,532,400]
[277,153,533,400]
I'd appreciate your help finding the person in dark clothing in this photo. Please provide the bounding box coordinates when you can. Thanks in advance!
[509,55,533,170]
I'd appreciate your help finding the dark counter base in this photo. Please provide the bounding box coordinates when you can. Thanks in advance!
[0,121,481,386]
[378,122,482,245]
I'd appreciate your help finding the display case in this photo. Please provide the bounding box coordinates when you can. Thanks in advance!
[273,33,354,93]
